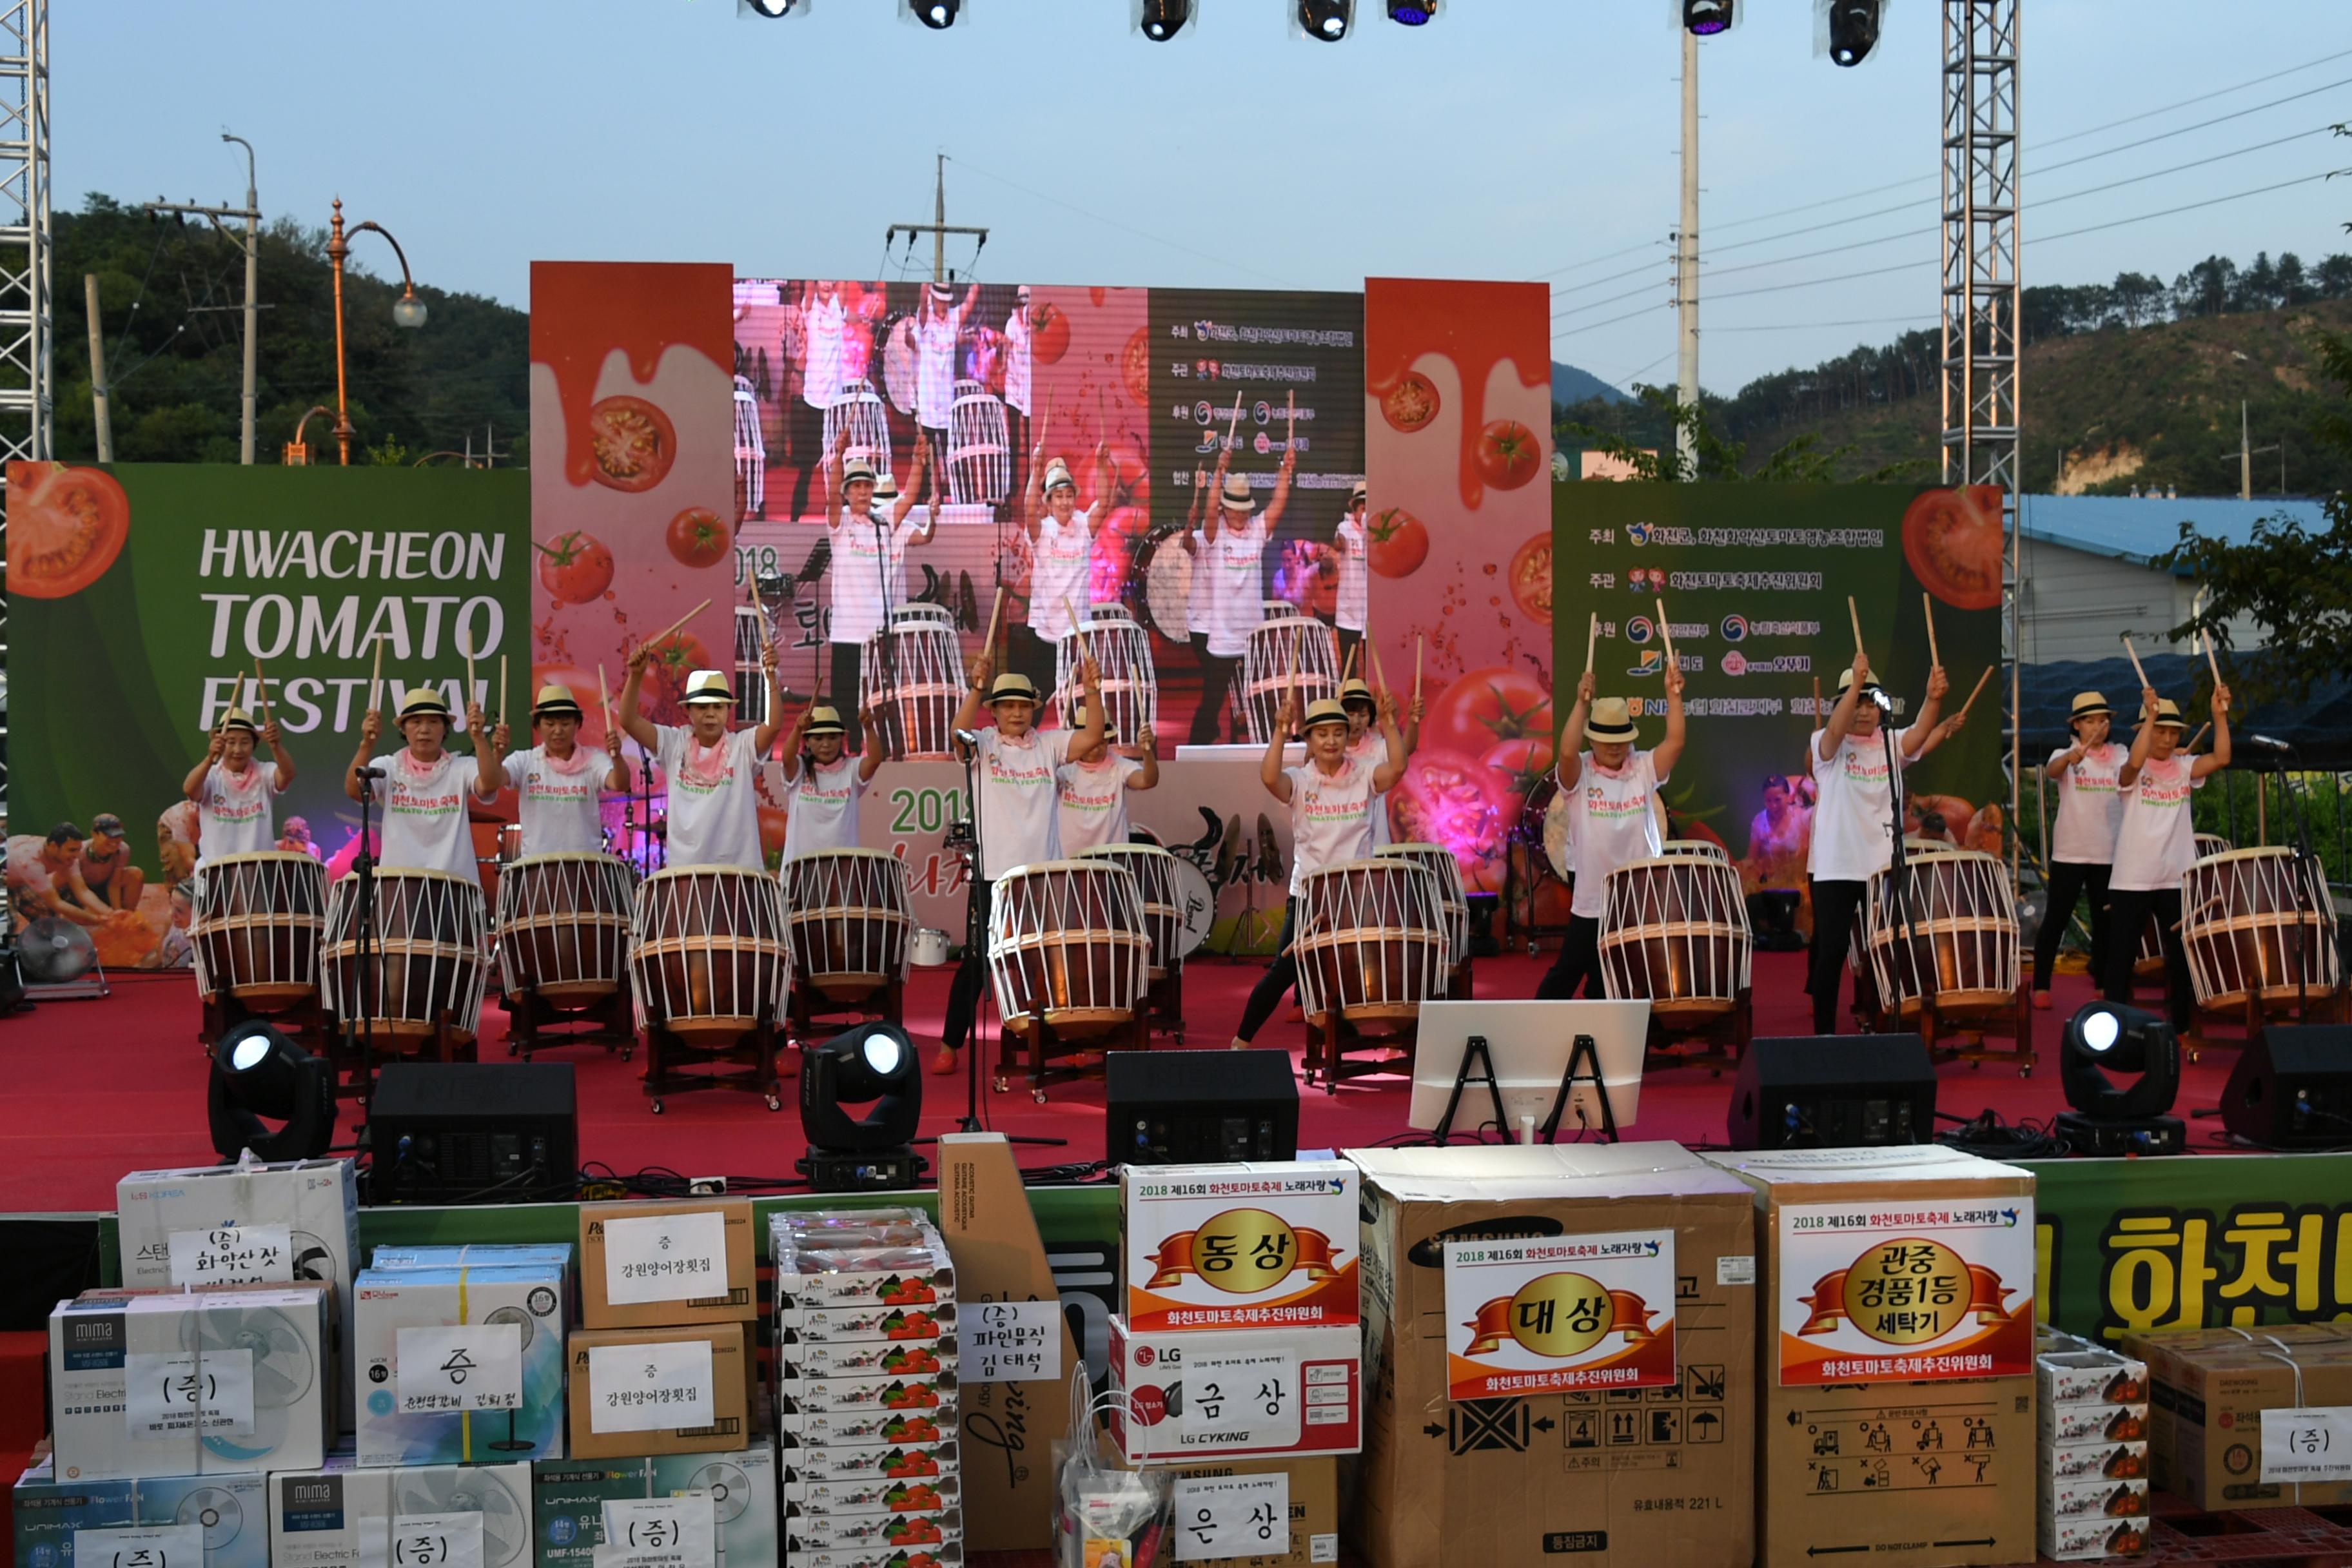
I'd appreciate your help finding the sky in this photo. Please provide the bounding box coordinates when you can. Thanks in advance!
[61,0,2352,397]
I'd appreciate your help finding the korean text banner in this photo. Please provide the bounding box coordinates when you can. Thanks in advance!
[5,462,531,968]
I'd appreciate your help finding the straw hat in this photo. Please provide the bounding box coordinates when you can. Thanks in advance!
[1219,473,1254,512]
[988,672,1041,706]
[216,707,260,737]
[843,457,878,487]
[398,689,451,722]
[1836,667,1883,698]
[1584,698,1638,744]
[805,705,847,736]
[2070,691,2112,722]
[2151,698,2187,731]
[531,684,583,720]
[1043,460,1076,495]
[1303,699,1351,732]
[1338,678,1376,712]
[683,670,735,706]
[1348,481,1367,507]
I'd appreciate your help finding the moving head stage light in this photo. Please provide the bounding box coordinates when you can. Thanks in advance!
[2057,1002,2184,1155]
[800,1023,926,1191]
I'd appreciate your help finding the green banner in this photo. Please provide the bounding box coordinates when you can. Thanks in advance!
[8,462,531,968]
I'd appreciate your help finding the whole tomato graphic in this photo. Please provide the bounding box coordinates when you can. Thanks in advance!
[1903,485,2005,610]
[1121,327,1153,407]
[1427,667,1554,756]
[1475,418,1542,491]
[536,531,614,604]
[665,507,732,570]
[8,462,129,598]
[586,395,676,493]
[1030,302,1072,365]
[1379,371,1441,433]
[758,807,790,862]
[1482,736,1558,803]
[643,631,715,711]
[1507,532,1553,625]
[1366,507,1429,578]
[1391,751,1516,893]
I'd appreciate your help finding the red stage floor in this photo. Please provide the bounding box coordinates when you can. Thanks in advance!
[0,952,2259,1211]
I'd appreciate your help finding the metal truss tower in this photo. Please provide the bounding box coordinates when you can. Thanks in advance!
[0,0,48,812]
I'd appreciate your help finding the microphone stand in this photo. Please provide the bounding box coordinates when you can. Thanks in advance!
[1878,698,1921,1018]
[346,765,385,1126]
[2280,738,2324,1023]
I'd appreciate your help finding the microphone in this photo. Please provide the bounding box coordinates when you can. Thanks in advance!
[1867,688,1894,712]
[353,765,386,780]
[2243,732,2294,753]
[954,729,981,747]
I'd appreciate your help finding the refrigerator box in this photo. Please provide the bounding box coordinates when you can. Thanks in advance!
[1121,1162,1358,1332]
[566,1323,752,1459]
[578,1200,756,1329]
[268,1457,534,1568]
[12,1457,268,1568]
[1106,1318,1361,1463]
[353,1264,567,1466]
[529,1441,775,1568]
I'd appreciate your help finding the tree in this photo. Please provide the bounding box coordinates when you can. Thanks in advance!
[2112,271,2166,328]
[1565,384,1924,483]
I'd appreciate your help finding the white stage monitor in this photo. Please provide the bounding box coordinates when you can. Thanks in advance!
[1409,999,1651,1141]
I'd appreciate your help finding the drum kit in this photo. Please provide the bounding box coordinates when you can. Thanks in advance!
[986,858,1152,1099]
[1859,846,2030,1071]
[1292,857,1451,1088]
[1239,616,1340,745]
[1075,842,1189,1040]
[1598,843,1753,1070]
[1055,604,1157,742]
[781,848,913,1034]
[861,603,965,760]
[2180,845,2342,1049]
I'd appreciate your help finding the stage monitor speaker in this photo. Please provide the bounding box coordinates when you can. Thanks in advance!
[368,1062,578,1204]
[1729,1034,1937,1150]
[2221,1026,2352,1149]
[1106,1049,1298,1166]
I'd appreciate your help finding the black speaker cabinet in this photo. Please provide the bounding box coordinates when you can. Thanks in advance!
[368,1062,578,1204]
[1105,1049,1298,1166]
[2222,1026,2352,1148]
[1730,1034,1937,1150]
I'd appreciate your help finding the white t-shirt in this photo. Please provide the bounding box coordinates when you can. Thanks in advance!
[1807,726,1914,883]
[913,311,956,430]
[503,746,607,857]
[368,751,493,879]
[1055,753,1142,856]
[193,762,282,868]
[831,510,923,645]
[1566,752,1668,920]
[1003,309,1032,415]
[656,725,767,871]
[1286,758,1380,896]
[2110,754,2206,892]
[2049,741,2126,866]
[1346,730,1392,847]
[975,728,1072,879]
[1200,516,1268,658]
[1335,514,1368,632]
[1029,513,1093,645]
[803,293,848,410]
[785,756,868,858]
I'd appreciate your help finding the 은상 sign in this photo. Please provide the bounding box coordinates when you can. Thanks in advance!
[1441,1231,1676,1401]
[1776,1200,2035,1386]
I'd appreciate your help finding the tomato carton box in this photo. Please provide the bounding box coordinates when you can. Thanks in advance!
[781,1438,957,1486]
[776,1240,956,1313]
[1121,1162,1357,1332]
[783,1507,959,1553]
[1106,1318,1361,1464]
[783,1471,960,1518]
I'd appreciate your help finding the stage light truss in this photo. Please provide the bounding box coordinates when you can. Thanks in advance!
[0,0,50,813]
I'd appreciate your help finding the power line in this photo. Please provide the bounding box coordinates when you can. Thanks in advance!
[2027,168,2344,247]
[1705,316,1934,335]
[1527,237,1663,283]
[2036,45,2352,150]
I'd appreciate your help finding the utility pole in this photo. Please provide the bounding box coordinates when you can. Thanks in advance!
[1675,28,1700,478]
[887,153,988,286]
[145,140,264,464]
[83,273,109,460]
[2240,400,2250,501]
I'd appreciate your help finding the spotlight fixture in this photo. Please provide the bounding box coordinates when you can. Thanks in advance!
[1683,0,1732,34]
[743,0,798,15]
[207,1021,335,1163]
[799,1023,926,1191]
[1387,0,1434,23]
[913,0,958,29]
[2056,1002,2184,1155]
[1827,0,1879,66]
[1298,0,1351,41]
[1141,0,1191,39]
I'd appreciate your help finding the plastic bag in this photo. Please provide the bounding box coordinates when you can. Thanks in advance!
[1055,1364,1171,1568]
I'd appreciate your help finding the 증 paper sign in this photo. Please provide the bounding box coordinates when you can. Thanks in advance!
[125,1349,256,1438]
[1776,1198,2035,1385]
[396,1322,523,1413]
[592,1494,716,1568]
[383,1513,485,1568]
[1442,1231,1676,1400]
[2262,1407,2352,1484]
[603,1211,729,1307]
[75,1525,207,1568]
[167,1224,294,1287]
[587,1338,714,1435]
[961,1299,1063,1383]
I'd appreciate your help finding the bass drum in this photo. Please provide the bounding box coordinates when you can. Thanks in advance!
[1135,529,1195,643]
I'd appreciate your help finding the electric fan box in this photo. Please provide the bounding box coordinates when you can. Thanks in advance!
[529,1442,776,1568]
[115,1157,361,1429]
[268,1456,535,1568]
[1121,1161,1360,1332]
[352,1264,569,1467]
[577,1198,757,1329]
[12,1456,269,1568]
[48,1285,333,1482]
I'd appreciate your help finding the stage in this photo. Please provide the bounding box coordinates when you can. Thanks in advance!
[0,949,2269,1211]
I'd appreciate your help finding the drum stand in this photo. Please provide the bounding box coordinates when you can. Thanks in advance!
[995,1012,1148,1101]
[1302,1012,1415,1092]
[788,977,905,1046]
[1142,962,1184,1043]
[640,1017,785,1114]
[1644,994,1752,1076]
[506,986,634,1061]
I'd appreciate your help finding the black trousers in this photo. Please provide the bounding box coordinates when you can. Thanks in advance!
[2033,859,2113,994]
[827,642,863,732]
[1006,623,1057,696]
[787,396,827,522]
[2106,886,2190,1030]
[1235,901,1300,1043]
[943,881,995,1053]
[1807,877,1869,1034]
[1191,647,1242,745]
[1536,914,1603,1000]
[1336,625,1364,674]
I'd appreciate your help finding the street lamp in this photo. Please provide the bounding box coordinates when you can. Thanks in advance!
[326,197,426,466]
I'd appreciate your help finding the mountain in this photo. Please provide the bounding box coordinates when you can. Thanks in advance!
[1553,361,1629,408]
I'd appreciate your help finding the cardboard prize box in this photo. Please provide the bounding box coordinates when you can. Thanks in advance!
[1348,1142,1754,1568]
[566,1322,751,1458]
[269,1457,535,1568]
[1703,1145,2037,1568]
[1109,1453,1338,1568]
[1122,1162,1358,1331]
[578,1198,756,1329]
[1108,1319,1361,1463]
[14,1456,268,1568]
[529,1440,776,1568]
[353,1264,569,1465]
[2125,1321,2352,1511]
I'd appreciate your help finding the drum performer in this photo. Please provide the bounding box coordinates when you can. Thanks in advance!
[936,651,1106,1075]
[1803,652,1953,1034]
[1327,482,1370,672]
[912,282,979,455]
[348,689,505,877]
[1011,416,1113,692]
[500,685,629,856]
[1340,676,1422,848]
[824,430,937,735]
[1055,694,1160,856]
[1535,669,1688,1000]
[2104,684,2231,1030]
[1228,692,1407,1050]
[777,703,885,858]
[1185,440,1293,745]
[1003,288,1034,502]
[617,643,787,872]
[183,707,295,872]
[2031,691,2125,1010]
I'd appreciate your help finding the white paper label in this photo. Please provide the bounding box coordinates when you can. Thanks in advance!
[167,1224,295,1287]
[1718,1255,1756,1286]
[963,1299,1062,1383]
[360,1521,389,1568]
[75,1526,208,1568]
[1173,1473,1288,1563]
[1310,1533,1339,1563]
[603,1211,729,1306]
[385,1514,484,1568]
[397,1322,522,1413]
[2262,1406,2352,1482]
[588,1338,714,1433]
[1182,1348,1298,1440]
[592,1495,716,1568]
[124,1349,255,1439]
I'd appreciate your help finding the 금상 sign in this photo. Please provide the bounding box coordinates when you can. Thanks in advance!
[1441,1230,1676,1401]
[1777,1199,2035,1386]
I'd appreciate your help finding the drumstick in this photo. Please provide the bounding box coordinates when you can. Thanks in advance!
[498,654,508,727]
[1341,643,1358,685]
[461,627,478,713]
[2201,624,2222,691]
[251,657,275,728]
[1848,595,1867,670]
[1224,391,1244,450]
[1957,664,1995,720]
[1063,594,1093,669]
[1369,635,1391,701]
[645,598,714,654]
[981,585,1004,666]
[2121,632,2152,700]
[598,663,614,738]
[369,636,384,718]
[747,564,773,656]
[1654,596,1675,673]
[2186,721,2211,752]
[1414,634,1423,706]
[1923,593,1941,669]
[226,666,246,726]
[1585,612,1598,675]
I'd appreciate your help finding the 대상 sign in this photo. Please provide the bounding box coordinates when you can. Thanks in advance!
[1776,1197,2035,1386]
[1442,1230,1676,1400]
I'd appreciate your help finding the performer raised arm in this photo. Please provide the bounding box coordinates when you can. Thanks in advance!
[1228,692,1406,1051]
[617,640,783,870]
[1340,676,1423,848]
[184,708,295,871]
[348,690,502,877]
[1802,652,1951,1033]
[1055,697,1159,856]
[2104,683,2231,1030]
[776,703,885,859]
[2032,692,2124,1010]
[1536,667,1684,1000]
[819,431,885,719]
[500,686,627,856]
[1015,415,1111,690]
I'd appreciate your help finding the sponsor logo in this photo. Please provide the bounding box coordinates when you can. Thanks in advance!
[1721,614,1749,642]
[1722,651,1748,677]
[1626,616,1654,645]
[1626,521,1651,547]
[1627,650,1661,680]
